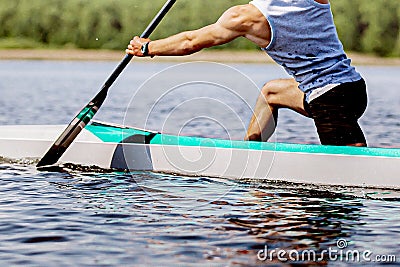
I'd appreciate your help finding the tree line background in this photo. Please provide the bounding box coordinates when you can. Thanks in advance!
[0,0,399,57]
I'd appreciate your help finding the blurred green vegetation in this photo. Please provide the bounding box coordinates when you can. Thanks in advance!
[0,0,399,56]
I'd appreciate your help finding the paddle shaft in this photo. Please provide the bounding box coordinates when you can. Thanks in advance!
[36,0,177,168]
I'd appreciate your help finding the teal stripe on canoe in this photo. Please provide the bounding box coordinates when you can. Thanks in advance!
[151,134,400,158]
[86,124,153,143]
[86,123,400,158]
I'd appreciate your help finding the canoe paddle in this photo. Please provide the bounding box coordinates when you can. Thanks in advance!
[36,0,177,168]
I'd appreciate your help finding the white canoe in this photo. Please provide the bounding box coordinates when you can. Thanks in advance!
[0,121,399,189]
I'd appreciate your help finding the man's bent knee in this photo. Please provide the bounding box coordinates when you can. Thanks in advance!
[260,79,298,107]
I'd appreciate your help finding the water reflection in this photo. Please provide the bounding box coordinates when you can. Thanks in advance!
[44,166,369,265]
[226,188,364,264]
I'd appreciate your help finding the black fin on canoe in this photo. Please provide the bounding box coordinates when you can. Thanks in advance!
[110,133,156,170]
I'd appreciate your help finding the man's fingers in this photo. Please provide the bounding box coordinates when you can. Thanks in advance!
[126,36,150,56]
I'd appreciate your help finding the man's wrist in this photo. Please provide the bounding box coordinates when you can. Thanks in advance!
[141,41,151,57]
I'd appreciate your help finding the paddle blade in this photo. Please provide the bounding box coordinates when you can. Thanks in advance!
[36,101,100,167]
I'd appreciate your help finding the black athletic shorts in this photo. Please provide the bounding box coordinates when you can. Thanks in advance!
[304,79,368,146]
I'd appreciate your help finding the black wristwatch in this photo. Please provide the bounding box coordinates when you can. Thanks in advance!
[141,41,151,57]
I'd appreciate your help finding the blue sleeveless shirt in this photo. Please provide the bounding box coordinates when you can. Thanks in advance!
[250,0,362,102]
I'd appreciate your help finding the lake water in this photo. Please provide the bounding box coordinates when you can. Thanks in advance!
[0,60,399,266]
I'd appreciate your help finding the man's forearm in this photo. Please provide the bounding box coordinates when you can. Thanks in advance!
[148,30,213,57]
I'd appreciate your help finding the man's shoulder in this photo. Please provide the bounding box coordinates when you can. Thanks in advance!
[221,4,265,24]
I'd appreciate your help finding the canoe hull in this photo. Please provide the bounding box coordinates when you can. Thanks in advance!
[147,145,400,189]
[0,122,399,189]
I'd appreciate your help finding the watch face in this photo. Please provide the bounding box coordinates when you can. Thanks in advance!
[141,42,149,55]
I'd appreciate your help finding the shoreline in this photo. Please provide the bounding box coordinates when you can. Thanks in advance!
[1,48,400,66]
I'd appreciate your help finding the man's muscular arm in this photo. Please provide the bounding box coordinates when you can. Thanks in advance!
[126,4,270,57]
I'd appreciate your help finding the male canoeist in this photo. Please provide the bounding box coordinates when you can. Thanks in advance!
[126,0,368,147]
